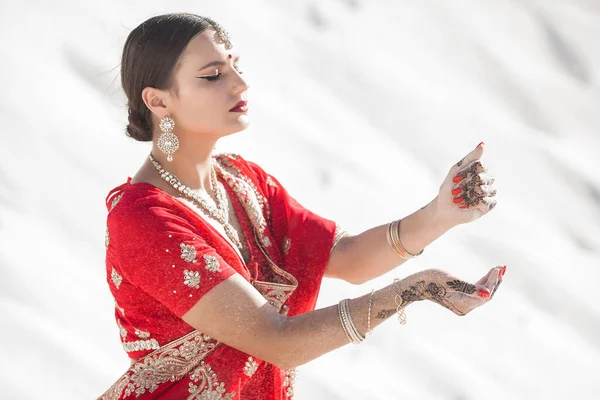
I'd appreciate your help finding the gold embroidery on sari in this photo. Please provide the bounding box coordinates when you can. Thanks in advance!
[134,329,150,339]
[203,254,221,272]
[266,175,277,188]
[111,267,123,289]
[99,331,221,399]
[105,226,110,248]
[181,243,198,263]
[188,362,235,399]
[110,193,123,211]
[243,356,258,377]
[214,154,271,240]
[122,338,160,353]
[183,270,201,289]
[114,300,125,316]
[283,368,297,398]
[117,319,127,339]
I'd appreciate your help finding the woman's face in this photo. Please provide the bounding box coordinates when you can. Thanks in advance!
[158,28,250,139]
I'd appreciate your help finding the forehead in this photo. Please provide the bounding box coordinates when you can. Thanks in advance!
[179,29,236,65]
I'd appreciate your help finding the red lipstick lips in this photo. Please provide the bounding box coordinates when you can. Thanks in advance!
[230,100,248,112]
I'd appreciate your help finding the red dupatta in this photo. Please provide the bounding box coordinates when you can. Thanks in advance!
[99,153,345,399]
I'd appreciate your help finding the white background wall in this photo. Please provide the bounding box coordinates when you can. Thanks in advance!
[1,0,599,398]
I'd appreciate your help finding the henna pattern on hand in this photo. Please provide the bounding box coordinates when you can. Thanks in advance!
[456,161,485,181]
[456,157,465,167]
[398,279,467,316]
[490,278,502,299]
[376,309,397,319]
[446,279,477,295]
[461,187,486,207]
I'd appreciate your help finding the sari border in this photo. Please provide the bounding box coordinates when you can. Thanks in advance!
[99,330,220,400]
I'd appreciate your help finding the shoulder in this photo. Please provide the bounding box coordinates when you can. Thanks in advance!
[107,183,195,238]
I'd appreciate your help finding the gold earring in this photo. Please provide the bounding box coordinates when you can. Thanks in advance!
[157,116,179,162]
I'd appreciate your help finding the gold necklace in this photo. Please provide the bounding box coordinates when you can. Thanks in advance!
[149,154,243,251]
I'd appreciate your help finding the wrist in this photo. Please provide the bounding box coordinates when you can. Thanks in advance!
[426,197,458,232]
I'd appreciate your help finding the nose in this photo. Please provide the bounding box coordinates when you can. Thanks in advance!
[232,70,250,94]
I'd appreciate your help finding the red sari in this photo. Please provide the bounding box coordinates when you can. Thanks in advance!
[99,153,347,399]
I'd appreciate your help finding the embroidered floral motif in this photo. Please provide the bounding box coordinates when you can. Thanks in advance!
[243,356,258,377]
[282,237,291,255]
[184,270,201,289]
[99,331,220,400]
[188,361,235,399]
[117,319,127,339]
[181,243,197,263]
[105,226,110,248]
[135,329,150,339]
[122,338,160,353]
[283,368,297,398]
[111,267,122,289]
[110,193,123,211]
[203,254,221,272]
[266,175,278,188]
[114,300,125,316]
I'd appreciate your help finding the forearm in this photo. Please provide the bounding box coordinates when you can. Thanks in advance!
[272,275,419,370]
[332,198,453,284]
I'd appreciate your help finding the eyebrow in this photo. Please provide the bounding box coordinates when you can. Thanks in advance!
[198,55,240,71]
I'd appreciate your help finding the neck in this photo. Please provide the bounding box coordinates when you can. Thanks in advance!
[149,138,219,194]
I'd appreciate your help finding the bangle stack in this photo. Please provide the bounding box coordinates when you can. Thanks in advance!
[386,219,424,260]
[338,299,365,344]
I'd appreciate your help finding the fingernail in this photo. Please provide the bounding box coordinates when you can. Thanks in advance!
[453,175,463,183]
[478,289,491,298]
[453,196,463,204]
[452,188,462,195]
[459,204,467,209]
[501,266,507,276]
[477,141,485,148]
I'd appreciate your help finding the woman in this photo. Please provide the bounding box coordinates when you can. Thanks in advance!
[99,13,504,400]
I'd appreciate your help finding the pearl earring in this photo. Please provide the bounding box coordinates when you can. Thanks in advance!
[157,116,179,162]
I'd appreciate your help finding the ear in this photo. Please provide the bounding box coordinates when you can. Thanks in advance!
[141,86,170,119]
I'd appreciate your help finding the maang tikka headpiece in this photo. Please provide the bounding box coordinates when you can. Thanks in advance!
[204,17,233,50]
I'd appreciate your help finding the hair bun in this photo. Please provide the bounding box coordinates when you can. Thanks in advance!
[126,107,152,142]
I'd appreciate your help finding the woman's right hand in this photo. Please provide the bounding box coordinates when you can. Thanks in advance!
[396,265,506,316]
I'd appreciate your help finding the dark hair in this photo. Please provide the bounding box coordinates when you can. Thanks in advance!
[121,13,219,142]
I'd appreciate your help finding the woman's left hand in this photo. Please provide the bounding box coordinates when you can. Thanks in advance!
[432,142,498,227]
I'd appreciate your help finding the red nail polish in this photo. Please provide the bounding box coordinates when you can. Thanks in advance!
[453,176,463,183]
[459,204,467,209]
[501,266,506,276]
[452,188,462,195]
[453,196,463,204]
[478,289,490,298]
[477,141,485,148]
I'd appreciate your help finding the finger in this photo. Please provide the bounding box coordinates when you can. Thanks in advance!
[454,161,487,182]
[477,197,498,213]
[482,266,503,293]
[490,266,506,299]
[452,142,485,172]
[454,171,494,189]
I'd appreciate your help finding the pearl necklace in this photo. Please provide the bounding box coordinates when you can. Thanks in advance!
[149,154,243,251]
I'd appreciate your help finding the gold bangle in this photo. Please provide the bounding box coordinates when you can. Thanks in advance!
[386,219,424,259]
[397,219,424,258]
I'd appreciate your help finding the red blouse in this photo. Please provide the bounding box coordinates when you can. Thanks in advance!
[100,153,346,400]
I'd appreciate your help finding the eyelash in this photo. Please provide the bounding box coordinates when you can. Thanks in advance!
[200,67,244,81]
